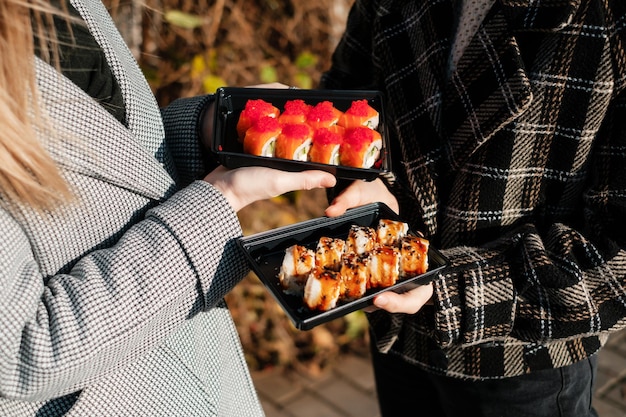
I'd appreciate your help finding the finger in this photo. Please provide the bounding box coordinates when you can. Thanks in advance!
[247,82,288,89]
[271,170,336,197]
[324,182,362,217]
[302,170,337,190]
[325,197,350,217]
[373,284,433,314]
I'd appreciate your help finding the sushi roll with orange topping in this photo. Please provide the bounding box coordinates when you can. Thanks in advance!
[309,126,344,165]
[400,235,429,277]
[274,123,314,161]
[303,269,342,311]
[315,236,346,272]
[278,99,312,125]
[236,99,280,141]
[346,225,377,256]
[376,219,409,247]
[368,245,401,289]
[243,116,281,157]
[306,101,343,130]
[338,99,380,129]
[339,252,369,302]
[339,126,383,169]
[278,244,315,295]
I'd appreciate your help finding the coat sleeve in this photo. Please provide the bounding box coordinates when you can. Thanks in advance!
[160,94,218,187]
[0,179,248,401]
[431,90,626,346]
[0,140,248,401]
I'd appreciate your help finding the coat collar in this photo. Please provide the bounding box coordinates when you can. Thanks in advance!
[398,0,582,170]
[36,0,177,201]
[442,1,532,169]
[441,0,582,167]
[36,58,176,201]
[369,0,581,236]
[71,0,166,159]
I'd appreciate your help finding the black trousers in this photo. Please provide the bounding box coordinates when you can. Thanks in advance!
[370,341,599,417]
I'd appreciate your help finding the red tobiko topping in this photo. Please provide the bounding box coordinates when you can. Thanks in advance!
[307,101,339,122]
[346,99,373,116]
[281,123,313,139]
[283,99,312,116]
[344,126,375,149]
[313,127,343,145]
[243,99,279,119]
[252,115,281,133]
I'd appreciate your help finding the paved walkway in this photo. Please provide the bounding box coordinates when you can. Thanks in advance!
[252,329,626,417]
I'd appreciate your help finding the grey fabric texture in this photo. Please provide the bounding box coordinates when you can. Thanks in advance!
[0,0,263,415]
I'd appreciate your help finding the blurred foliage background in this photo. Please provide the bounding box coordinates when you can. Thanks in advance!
[103,0,369,375]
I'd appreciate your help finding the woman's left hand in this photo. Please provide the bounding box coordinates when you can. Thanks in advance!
[204,165,336,212]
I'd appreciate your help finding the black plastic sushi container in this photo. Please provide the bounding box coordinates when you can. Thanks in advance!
[236,203,449,330]
[211,87,391,181]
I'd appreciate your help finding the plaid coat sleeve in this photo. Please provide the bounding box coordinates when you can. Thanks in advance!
[322,0,626,376]
[435,0,626,349]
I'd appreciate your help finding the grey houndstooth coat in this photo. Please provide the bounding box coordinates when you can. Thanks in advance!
[0,0,264,415]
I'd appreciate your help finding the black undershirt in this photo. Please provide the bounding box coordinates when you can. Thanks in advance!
[34,2,127,126]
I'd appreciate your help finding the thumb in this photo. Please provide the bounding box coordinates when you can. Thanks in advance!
[373,284,433,314]
[324,182,363,217]
[312,171,338,189]
[325,195,351,217]
[272,170,336,197]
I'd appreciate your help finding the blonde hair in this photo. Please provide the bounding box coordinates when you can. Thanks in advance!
[0,0,73,210]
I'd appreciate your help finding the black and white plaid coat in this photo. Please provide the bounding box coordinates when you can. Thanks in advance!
[321,0,626,379]
[0,0,264,415]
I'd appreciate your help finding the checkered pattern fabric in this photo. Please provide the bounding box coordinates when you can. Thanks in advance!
[0,0,263,415]
[322,0,626,379]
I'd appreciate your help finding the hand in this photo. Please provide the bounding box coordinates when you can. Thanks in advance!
[204,165,336,212]
[370,283,434,314]
[325,178,399,217]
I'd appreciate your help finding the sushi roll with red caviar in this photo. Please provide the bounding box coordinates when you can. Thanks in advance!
[309,126,344,165]
[338,99,380,129]
[339,126,383,168]
[274,123,314,161]
[306,101,343,130]
[278,99,312,125]
[243,116,282,157]
[236,99,280,140]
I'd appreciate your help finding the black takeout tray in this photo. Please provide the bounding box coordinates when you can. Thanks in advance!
[212,87,391,181]
[236,203,449,330]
